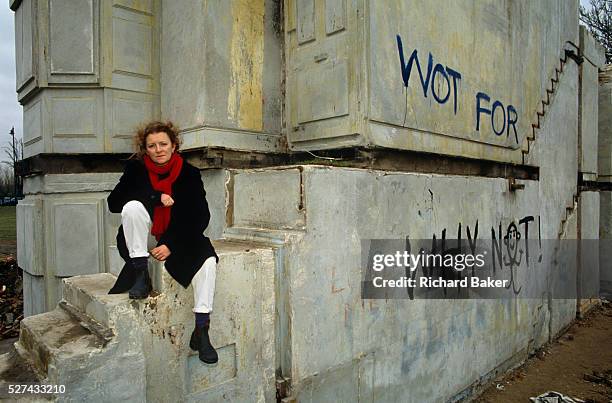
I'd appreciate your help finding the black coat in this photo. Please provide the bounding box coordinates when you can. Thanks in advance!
[107,158,218,293]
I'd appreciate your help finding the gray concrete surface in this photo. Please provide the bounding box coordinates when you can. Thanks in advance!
[222,159,587,401]
[17,173,121,316]
[9,1,609,402]
[286,0,581,165]
[599,66,612,181]
[600,66,612,298]
[601,190,612,298]
[219,65,596,397]
[161,0,283,153]
[11,0,160,158]
[580,26,606,178]
[15,241,276,402]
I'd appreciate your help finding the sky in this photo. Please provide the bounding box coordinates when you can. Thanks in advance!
[0,1,595,163]
[0,4,20,159]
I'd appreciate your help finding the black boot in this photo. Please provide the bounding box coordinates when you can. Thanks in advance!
[190,325,218,364]
[129,257,151,299]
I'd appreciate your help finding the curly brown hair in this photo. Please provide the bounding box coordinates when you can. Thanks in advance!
[134,121,181,158]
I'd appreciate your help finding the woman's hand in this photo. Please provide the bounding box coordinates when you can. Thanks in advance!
[161,193,174,207]
[151,245,171,261]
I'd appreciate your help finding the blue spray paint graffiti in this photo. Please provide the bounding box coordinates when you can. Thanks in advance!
[396,35,461,114]
[396,34,520,144]
[476,92,519,143]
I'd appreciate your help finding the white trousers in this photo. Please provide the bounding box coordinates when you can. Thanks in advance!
[121,200,216,313]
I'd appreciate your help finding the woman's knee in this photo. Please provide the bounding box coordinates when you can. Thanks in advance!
[121,200,147,218]
[203,257,217,274]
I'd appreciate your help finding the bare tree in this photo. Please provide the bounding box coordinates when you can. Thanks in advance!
[2,143,21,169]
[1,128,23,198]
[2,128,22,169]
[0,165,14,196]
[580,0,612,64]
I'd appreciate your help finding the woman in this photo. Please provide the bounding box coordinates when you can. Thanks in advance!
[107,121,219,364]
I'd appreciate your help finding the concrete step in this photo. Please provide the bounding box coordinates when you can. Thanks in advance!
[0,338,49,401]
[136,240,278,402]
[15,240,277,402]
[16,307,107,379]
[61,272,129,329]
[15,306,146,402]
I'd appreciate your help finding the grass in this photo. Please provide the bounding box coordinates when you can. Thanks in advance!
[0,206,16,242]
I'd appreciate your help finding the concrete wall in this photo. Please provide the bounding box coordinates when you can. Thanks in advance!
[201,169,230,240]
[601,192,612,297]
[17,173,121,315]
[13,0,284,157]
[580,27,606,179]
[600,66,612,297]
[226,52,582,401]
[143,243,277,402]
[11,1,607,401]
[286,0,579,164]
[579,192,600,310]
[599,66,612,181]
[228,160,578,401]
[161,0,283,153]
[18,169,224,317]
[11,0,161,158]
[579,33,604,312]
[11,0,589,163]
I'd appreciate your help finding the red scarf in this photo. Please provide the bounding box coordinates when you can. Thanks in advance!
[143,153,183,240]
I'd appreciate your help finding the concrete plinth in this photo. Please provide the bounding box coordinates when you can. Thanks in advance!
[16,240,276,403]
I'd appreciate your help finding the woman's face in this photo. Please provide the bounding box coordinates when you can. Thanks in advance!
[145,131,176,166]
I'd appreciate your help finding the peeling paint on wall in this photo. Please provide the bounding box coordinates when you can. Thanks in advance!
[228,0,265,131]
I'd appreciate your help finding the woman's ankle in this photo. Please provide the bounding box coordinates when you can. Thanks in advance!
[131,256,148,271]
[195,312,210,328]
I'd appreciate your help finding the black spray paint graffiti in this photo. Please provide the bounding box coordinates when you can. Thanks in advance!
[396,34,519,144]
[403,215,542,299]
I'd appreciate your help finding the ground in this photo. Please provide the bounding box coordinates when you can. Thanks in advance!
[0,206,20,339]
[0,207,16,258]
[476,302,612,403]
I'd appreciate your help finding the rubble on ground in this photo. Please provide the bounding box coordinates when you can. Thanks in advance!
[583,369,612,388]
[0,257,23,339]
[529,391,584,403]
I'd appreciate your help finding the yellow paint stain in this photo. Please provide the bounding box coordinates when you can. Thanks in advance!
[227,0,265,132]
